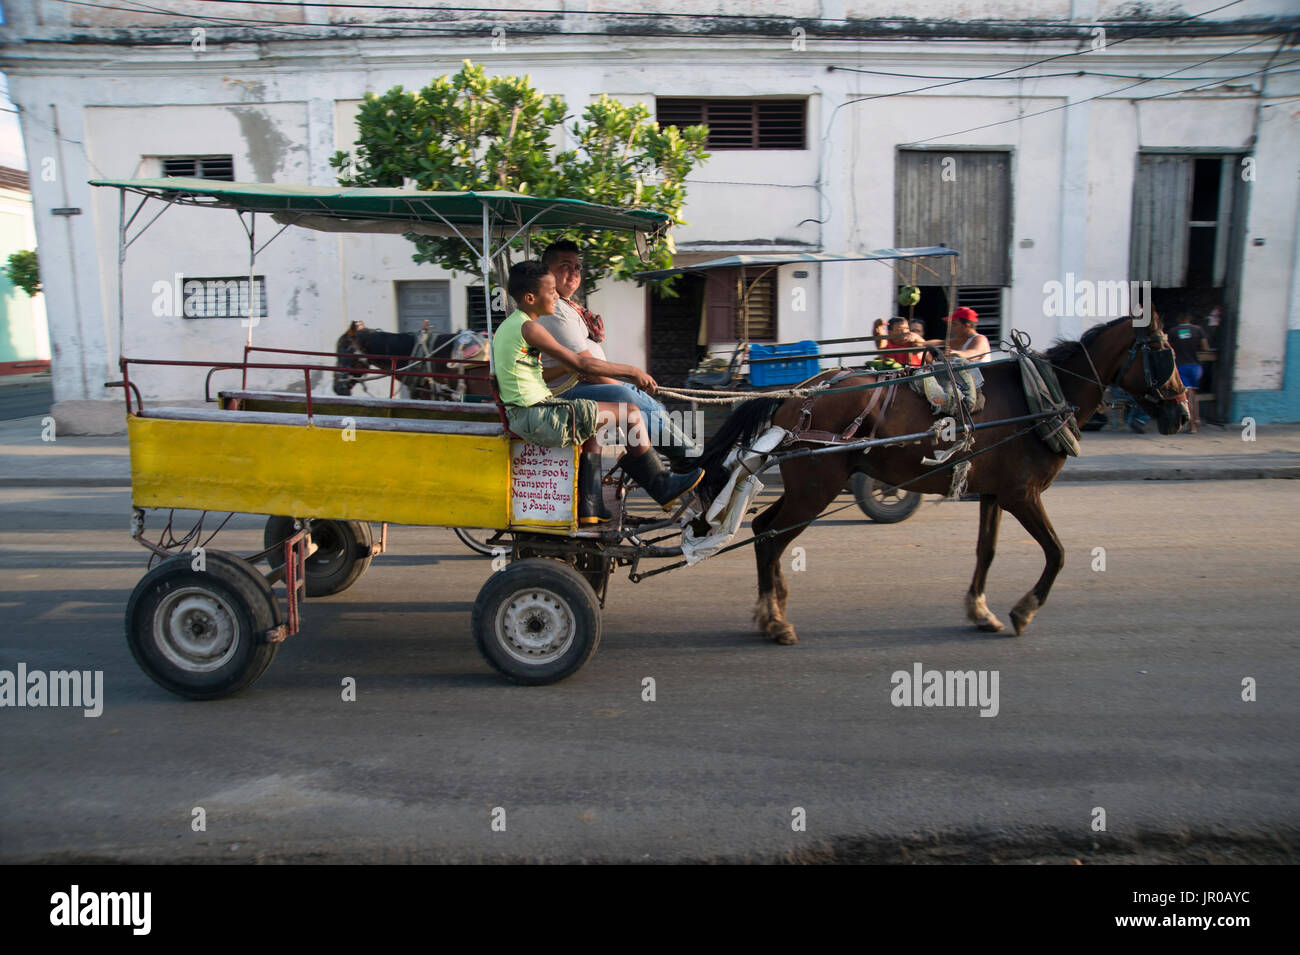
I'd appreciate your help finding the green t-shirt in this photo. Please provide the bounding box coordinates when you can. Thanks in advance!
[492,309,553,407]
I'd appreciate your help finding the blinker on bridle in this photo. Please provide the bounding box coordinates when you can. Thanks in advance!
[1116,328,1184,404]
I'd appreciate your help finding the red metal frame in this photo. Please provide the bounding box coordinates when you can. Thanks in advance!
[282,524,310,638]
[115,345,491,417]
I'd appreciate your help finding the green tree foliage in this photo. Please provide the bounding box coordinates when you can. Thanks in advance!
[330,61,708,294]
[3,249,41,297]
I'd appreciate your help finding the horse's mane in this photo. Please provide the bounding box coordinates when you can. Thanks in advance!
[1042,315,1130,363]
[687,396,785,501]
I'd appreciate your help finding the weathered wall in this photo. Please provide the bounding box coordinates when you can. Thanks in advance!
[3,1,1297,426]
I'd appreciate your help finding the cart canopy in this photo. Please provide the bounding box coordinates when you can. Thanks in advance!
[89,178,673,238]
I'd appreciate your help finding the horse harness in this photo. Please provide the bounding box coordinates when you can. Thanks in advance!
[784,368,902,447]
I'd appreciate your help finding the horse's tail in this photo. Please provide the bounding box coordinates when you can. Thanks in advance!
[688,396,785,500]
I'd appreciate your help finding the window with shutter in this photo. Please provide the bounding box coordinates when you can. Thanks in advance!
[656,99,805,150]
[161,156,235,180]
[703,268,777,342]
[1130,153,1238,289]
[466,285,508,334]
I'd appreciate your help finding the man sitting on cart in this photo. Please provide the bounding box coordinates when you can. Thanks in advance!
[494,261,704,525]
[537,240,701,463]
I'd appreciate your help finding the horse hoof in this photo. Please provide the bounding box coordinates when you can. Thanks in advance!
[966,593,1004,632]
[1010,595,1040,636]
[769,622,798,645]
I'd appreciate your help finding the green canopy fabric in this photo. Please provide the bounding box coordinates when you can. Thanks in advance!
[90,178,672,236]
[633,247,958,280]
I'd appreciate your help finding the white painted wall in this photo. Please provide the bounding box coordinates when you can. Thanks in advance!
[3,7,1297,423]
[1234,96,1300,390]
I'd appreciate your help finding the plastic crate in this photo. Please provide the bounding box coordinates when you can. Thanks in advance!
[748,341,821,387]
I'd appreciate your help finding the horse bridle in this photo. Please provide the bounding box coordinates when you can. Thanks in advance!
[1113,329,1184,405]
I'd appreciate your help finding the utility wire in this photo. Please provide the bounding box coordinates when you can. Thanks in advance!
[901,36,1279,146]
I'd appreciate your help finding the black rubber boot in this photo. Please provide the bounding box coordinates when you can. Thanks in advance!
[619,450,704,510]
[578,452,612,525]
[660,441,704,471]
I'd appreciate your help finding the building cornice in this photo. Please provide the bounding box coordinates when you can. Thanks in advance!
[1,12,1298,49]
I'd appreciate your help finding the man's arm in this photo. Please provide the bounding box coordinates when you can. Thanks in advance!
[542,351,619,386]
[522,321,657,393]
[945,334,990,360]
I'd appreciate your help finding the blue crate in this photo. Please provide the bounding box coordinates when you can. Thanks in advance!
[748,341,821,387]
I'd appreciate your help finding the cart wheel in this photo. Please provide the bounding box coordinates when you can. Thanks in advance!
[125,550,281,700]
[264,517,373,596]
[454,527,501,557]
[852,473,922,524]
[471,558,601,686]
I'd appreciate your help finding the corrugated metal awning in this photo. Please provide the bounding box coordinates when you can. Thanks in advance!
[633,246,957,280]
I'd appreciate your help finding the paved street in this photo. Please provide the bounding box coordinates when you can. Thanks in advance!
[0,376,52,421]
[1,481,1296,862]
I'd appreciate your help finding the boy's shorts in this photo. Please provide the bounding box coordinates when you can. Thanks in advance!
[505,398,599,447]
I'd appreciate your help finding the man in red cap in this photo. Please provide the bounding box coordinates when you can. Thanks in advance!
[941,306,992,362]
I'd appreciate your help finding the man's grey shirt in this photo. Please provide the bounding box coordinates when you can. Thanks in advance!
[538,297,606,395]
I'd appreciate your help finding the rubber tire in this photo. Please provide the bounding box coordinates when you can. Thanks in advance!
[852,472,923,524]
[454,527,501,557]
[471,558,602,686]
[125,550,281,700]
[264,517,373,597]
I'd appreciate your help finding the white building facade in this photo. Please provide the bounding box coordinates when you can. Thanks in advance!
[1,0,1297,430]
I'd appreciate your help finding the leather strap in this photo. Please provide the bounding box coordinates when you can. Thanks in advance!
[788,375,897,446]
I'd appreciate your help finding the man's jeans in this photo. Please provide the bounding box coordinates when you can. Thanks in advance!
[1111,386,1151,430]
[560,382,701,458]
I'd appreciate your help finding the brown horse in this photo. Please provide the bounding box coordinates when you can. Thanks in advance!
[694,314,1190,645]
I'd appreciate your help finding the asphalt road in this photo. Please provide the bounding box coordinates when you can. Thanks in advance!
[0,482,1296,863]
[0,379,53,421]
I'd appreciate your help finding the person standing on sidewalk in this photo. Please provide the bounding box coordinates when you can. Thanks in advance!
[1170,313,1212,432]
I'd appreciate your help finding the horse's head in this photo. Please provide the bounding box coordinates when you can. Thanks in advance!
[333,321,366,396]
[1112,311,1190,434]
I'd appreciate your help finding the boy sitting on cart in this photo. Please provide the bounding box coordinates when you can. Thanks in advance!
[493,261,704,525]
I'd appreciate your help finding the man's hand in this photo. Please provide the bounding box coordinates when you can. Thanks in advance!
[631,369,657,394]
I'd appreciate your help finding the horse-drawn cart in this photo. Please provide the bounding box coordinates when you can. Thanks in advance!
[98,178,689,695]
